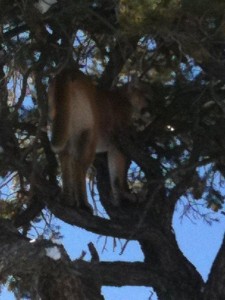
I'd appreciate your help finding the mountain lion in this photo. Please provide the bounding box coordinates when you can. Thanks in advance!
[48,69,149,213]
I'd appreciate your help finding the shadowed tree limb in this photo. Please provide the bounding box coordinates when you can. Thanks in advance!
[0,218,103,300]
[204,234,225,299]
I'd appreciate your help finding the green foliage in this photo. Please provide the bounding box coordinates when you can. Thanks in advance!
[118,0,181,35]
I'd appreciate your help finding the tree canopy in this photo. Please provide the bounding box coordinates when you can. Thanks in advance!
[0,0,225,299]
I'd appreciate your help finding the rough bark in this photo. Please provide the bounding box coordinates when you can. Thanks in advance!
[204,234,225,300]
[0,219,103,300]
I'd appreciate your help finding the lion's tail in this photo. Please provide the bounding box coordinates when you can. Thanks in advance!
[49,70,71,153]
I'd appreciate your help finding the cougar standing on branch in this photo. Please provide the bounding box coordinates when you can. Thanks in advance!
[48,69,150,213]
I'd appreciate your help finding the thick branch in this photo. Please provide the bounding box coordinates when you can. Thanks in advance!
[0,219,103,300]
[204,234,225,299]
[47,199,161,240]
[75,260,167,288]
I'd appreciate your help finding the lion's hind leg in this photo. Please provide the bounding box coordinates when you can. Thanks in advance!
[70,129,96,213]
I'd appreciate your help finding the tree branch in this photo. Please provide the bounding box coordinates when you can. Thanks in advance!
[99,36,138,89]
[0,218,103,300]
[47,198,161,240]
[75,260,167,288]
[0,219,166,294]
[204,234,225,299]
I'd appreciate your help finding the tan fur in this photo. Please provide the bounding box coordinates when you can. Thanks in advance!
[48,69,148,212]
